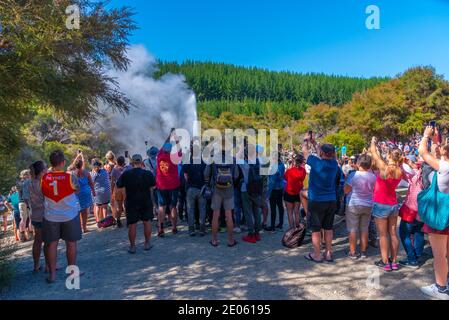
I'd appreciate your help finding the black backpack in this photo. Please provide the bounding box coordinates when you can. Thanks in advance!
[282,223,306,248]
[247,160,263,195]
[213,164,234,189]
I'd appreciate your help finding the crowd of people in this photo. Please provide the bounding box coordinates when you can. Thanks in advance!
[1,127,449,300]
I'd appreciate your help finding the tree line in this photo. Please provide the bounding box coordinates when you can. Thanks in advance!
[156,60,388,106]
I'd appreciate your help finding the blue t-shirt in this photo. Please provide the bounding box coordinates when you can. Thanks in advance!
[307,155,339,202]
[7,192,20,213]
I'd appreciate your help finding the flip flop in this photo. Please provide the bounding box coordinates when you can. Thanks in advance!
[304,253,323,263]
[128,246,137,254]
[209,240,218,247]
[227,240,238,247]
[323,253,334,263]
[32,266,43,274]
[46,277,56,284]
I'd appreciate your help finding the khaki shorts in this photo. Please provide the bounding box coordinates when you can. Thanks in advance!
[346,205,372,233]
[19,202,30,221]
[211,188,234,211]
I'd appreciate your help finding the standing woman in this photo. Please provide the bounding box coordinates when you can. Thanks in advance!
[370,137,403,272]
[418,126,449,300]
[268,151,285,231]
[73,154,95,232]
[283,154,307,229]
[91,159,111,222]
[28,160,48,273]
[104,151,116,217]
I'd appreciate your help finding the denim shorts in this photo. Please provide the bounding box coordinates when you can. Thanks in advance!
[157,188,179,207]
[372,202,399,219]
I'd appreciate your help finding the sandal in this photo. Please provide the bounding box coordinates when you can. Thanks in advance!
[209,240,218,247]
[227,240,238,247]
[305,253,323,263]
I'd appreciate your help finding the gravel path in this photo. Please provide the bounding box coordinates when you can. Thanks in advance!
[0,216,435,300]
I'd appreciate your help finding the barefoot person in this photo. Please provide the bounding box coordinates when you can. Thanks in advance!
[116,154,156,253]
[41,150,82,283]
[302,136,339,263]
[28,160,48,273]
[418,126,449,300]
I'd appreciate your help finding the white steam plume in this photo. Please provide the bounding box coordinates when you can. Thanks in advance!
[102,45,198,155]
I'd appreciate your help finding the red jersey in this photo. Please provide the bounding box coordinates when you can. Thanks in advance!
[284,166,306,196]
[41,171,79,222]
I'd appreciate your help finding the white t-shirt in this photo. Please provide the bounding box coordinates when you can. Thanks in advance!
[429,160,449,194]
[346,171,377,207]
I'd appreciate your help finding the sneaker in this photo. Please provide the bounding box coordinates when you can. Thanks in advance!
[390,262,400,271]
[188,227,196,237]
[233,227,242,234]
[360,252,367,259]
[275,224,283,230]
[199,225,206,237]
[254,233,261,241]
[242,234,257,244]
[399,260,419,269]
[265,226,275,232]
[375,260,392,272]
[420,284,449,300]
[347,252,359,260]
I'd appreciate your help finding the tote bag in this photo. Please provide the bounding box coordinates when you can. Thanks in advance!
[417,172,449,231]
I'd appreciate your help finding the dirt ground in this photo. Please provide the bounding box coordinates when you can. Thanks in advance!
[0,215,436,300]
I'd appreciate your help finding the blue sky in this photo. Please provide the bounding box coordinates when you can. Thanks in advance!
[110,0,449,78]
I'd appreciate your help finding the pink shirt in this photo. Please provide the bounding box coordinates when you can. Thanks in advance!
[401,168,422,212]
[372,174,401,206]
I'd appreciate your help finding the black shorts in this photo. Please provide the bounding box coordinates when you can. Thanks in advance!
[283,192,300,203]
[42,215,82,243]
[126,207,154,226]
[307,201,337,232]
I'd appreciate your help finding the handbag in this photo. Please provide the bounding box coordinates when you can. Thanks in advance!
[417,172,449,231]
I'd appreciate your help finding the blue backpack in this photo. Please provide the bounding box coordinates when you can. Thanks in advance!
[417,172,449,231]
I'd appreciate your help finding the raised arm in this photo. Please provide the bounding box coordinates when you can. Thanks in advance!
[418,126,441,172]
[370,137,387,172]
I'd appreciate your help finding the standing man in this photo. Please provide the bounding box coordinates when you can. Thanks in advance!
[183,146,207,236]
[302,135,339,263]
[117,154,156,254]
[17,170,32,240]
[156,129,182,237]
[41,150,81,283]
